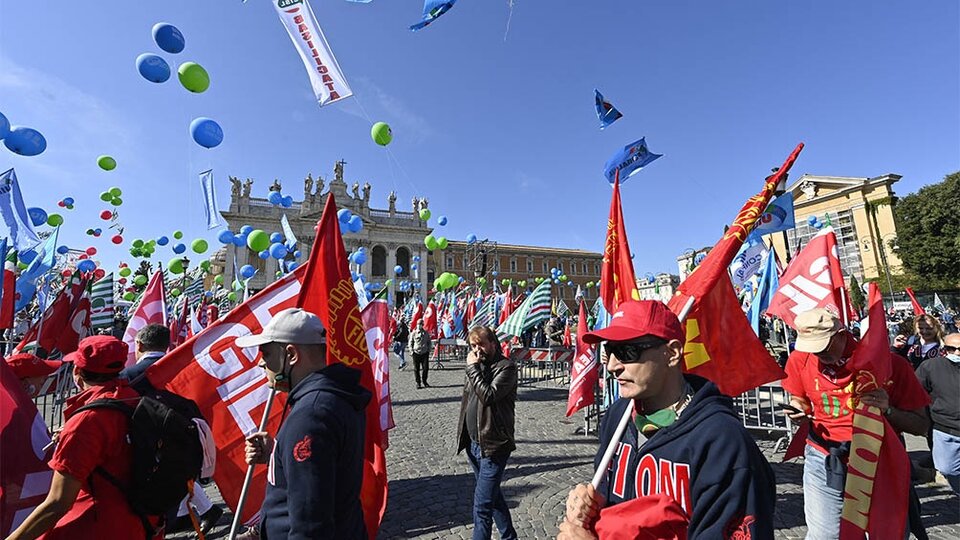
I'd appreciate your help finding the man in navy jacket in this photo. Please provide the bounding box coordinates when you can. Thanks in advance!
[558,300,775,539]
[239,308,371,540]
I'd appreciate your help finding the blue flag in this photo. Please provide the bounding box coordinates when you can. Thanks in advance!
[410,0,457,31]
[749,249,780,335]
[753,192,796,235]
[0,168,42,251]
[594,89,623,130]
[603,137,662,184]
[15,226,59,311]
[199,170,227,230]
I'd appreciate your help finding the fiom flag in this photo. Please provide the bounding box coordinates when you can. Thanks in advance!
[603,138,662,184]
[667,144,803,396]
[753,192,795,235]
[273,0,353,106]
[594,89,623,130]
[199,170,227,230]
[496,280,551,339]
[599,173,639,313]
[0,169,41,252]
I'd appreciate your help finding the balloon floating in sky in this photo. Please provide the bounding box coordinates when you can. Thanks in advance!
[247,230,270,252]
[466,233,477,244]
[268,191,283,205]
[152,23,185,54]
[410,0,459,31]
[0,112,9,140]
[47,214,63,226]
[240,264,256,279]
[27,207,47,227]
[190,117,223,148]
[172,243,186,254]
[97,155,117,171]
[173,230,183,240]
[191,239,208,254]
[178,62,210,93]
[136,53,171,83]
[168,257,185,274]
[371,122,392,146]
[418,208,431,222]
[3,127,46,156]
[218,230,234,244]
[112,235,123,245]
[437,216,447,226]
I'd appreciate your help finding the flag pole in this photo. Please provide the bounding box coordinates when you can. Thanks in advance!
[591,295,695,487]
[227,386,277,540]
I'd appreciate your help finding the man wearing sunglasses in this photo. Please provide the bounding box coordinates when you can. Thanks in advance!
[915,333,960,494]
[558,300,775,539]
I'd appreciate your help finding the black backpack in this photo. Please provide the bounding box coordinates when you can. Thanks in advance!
[76,389,205,534]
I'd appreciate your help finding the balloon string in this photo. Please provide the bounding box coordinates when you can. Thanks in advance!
[350,93,420,204]
[504,0,516,42]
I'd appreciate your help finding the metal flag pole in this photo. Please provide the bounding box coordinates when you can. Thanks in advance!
[227,386,277,540]
[591,295,696,487]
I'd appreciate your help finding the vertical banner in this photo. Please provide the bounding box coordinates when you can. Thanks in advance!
[199,170,227,230]
[280,213,299,249]
[0,169,42,252]
[272,0,353,107]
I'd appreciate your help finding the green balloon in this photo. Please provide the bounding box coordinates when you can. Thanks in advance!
[418,208,431,222]
[111,197,123,206]
[437,237,448,250]
[130,247,143,258]
[100,191,112,202]
[123,292,136,301]
[134,274,147,286]
[170,288,181,297]
[46,214,63,226]
[97,155,116,171]
[178,62,210,93]
[119,267,132,277]
[385,279,393,286]
[424,234,438,250]
[214,275,224,285]
[191,239,208,254]
[168,258,185,274]
[173,230,184,240]
[560,274,568,281]
[501,279,509,286]
[200,260,211,271]
[247,230,269,252]
[371,122,392,146]
[227,291,238,302]
[109,187,122,197]
[132,239,144,248]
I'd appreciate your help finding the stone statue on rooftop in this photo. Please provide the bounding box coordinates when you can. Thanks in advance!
[243,178,253,198]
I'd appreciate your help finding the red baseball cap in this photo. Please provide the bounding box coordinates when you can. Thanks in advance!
[582,300,685,345]
[64,335,128,374]
[5,353,61,379]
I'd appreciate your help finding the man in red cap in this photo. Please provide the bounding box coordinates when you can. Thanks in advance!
[7,335,162,540]
[5,352,61,398]
[558,299,775,539]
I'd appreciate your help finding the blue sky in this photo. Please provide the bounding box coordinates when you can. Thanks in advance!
[1,0,957,277]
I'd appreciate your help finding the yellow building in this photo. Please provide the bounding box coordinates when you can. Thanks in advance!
[768,173,903,281]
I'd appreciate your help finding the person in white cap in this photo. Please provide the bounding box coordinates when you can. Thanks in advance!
[236,308,371,540]
[782,307,930,539]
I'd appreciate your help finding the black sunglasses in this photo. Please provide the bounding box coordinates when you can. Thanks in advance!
[943,345,959,354]
[604,338,667,363]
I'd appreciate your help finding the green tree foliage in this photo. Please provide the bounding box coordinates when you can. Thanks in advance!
[849,275,865,314]
[891,171,960,286]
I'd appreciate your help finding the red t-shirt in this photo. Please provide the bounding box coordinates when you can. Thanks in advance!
[40,380,161,540]
[783,340,930,454]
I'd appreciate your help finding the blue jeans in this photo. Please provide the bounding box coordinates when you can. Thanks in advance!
[932,429,960,494]
[466,441,517,540]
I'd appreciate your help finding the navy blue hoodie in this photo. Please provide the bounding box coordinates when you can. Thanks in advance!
[260,363,371,540]
[596,375,775,539]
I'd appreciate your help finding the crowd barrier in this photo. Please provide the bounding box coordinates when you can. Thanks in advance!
[731,382,796,452]
[512,347,574,386]
[31,365,78,431]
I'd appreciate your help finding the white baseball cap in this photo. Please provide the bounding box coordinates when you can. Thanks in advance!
[235,308,326,348]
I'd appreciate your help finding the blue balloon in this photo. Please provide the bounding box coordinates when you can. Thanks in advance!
[458,276,464,283]
[152,23,185,54]
[136,53,171,83]
[240,225,254,235]
[189,117,223,149]
[437,216,448,226]
[77,260,96,273]
[393,265,403,274]
[286,261,298,272]
[240,264,256,279]
[491,271,498,277]
[19,250,37,265]
[348,215,363,233]
[337,209,352,223]
[351,271,359,281]
[354,251,367,265]
[156,236,170,246]
[281,195,293,208]
[411,263,418,271]
[94,228,102,235]
[807,215,818,226]
[217,230,233,244]
[172,243,186,254]
[466,233,477,244]
[63,197,74,206]
[293,250,302,258]
[27,207,47,227]
[232,234,246,247]
[270,243,287,259]
[3,127,46,156]
[259,250,270,260]
[412,255,420,262]
[813,221,824,229]
[567,281,573,286]
[269,232,283,243]
[0,111,9,140]
[56,245,69,255]
[267,191,283,205]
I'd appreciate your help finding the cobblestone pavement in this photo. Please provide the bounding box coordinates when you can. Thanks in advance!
[175,357,958,539]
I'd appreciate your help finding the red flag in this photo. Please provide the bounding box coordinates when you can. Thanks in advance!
[903,287,925,316]
[15,272,89,357]
[498,288,513,326]
[168,296,190,350]
[0,256,16,329]
[1,360,53,536]
[423,300,438,338]
[464,296,477,328]
[410,301,424,329]
[566,300,598,416]
[122,270,167,367]
[562,323,572,347]
[599,172,638,312]
[361,299,396,447]
[667,144,803,396]
[296,193,387,538]
[839,283,910,538]
[767,227,857,328]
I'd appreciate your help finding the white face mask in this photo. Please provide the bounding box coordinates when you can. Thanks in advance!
[946,353,960,364]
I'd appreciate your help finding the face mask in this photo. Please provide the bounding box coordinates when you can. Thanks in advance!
[946,354,960,364]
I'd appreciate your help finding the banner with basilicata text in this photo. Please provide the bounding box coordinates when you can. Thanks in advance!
[272,0,352,107]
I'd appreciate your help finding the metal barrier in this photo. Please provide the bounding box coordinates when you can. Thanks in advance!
[513,347,573,386]
[732,382,796,452]
[434,339,467,369]
[32,365,79,431]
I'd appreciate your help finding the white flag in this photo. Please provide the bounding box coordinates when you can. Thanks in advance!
[199,169,226,230]
[272,0,353,107]
[280,213,298,249]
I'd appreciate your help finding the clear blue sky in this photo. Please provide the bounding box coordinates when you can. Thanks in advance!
[1,0,957,277]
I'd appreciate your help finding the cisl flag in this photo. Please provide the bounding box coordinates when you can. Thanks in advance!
[566,300,598,417]
[766,227,857,328]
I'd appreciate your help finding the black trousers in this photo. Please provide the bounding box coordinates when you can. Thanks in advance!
[411,353,429,386]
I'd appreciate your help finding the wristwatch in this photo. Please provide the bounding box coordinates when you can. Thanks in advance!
[884,406,893,416]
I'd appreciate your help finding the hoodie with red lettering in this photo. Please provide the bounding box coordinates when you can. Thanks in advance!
[595,375,775,539]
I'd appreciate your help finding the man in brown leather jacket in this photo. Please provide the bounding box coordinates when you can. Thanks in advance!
[456,326,519,540]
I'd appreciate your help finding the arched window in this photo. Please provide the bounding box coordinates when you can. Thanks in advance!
[372,245,387,276]
[396,247,410,277]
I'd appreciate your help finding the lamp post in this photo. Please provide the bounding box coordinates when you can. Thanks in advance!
[878,234,897,296]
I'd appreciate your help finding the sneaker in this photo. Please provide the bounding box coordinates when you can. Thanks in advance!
[399,363,407,370]
[199,505,224,535]
[423,382,431,388]
[417,384,422,389]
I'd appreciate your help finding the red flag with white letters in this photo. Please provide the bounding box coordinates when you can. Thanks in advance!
[566,300,598,416]
[122,270,167,366]
[423,300,438,338]
[361,299,396,447]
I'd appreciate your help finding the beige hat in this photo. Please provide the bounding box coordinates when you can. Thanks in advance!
[794,308,842,353]
[235,308,326,348]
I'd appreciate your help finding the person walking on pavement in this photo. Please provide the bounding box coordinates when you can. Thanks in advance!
[916,332,960,494]
[409,319,432,389]
[392,318,409,370]
[456,326,519,540]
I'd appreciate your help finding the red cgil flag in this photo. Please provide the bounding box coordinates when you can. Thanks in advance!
[410,301,424,329]
[122,269,167,367]
[566,300,598,416]
[499,287,513,326]
[599,171,639,313]
[903,287,925,316]
[423,300,438,338]
[766,227,858,328]
[360,299,396,448]
[666,144,803,396]
[14,271,89,357]
[296,193,387,538]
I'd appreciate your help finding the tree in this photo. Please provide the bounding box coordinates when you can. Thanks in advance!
[891,171,960,286]
[849,275,865,315]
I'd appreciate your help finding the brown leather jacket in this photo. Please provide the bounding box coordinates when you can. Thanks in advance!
[456,351,518,458]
